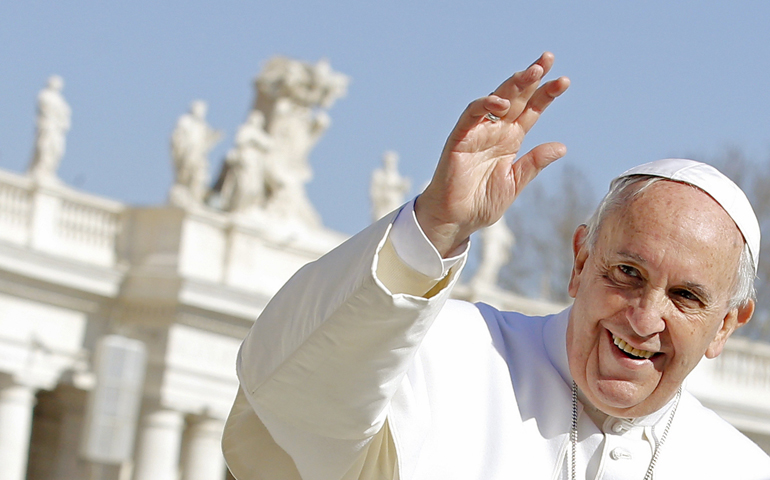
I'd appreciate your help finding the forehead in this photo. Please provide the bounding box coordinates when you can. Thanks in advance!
[599,181,743,279]
[615,180,738,232]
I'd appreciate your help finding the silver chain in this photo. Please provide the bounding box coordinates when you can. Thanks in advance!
[570,382,682,480]
[571,382,578,480]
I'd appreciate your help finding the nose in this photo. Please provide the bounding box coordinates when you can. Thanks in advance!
[626,289,667,337]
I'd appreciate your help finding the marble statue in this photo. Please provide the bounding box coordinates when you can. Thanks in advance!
[473,216,515,287]
[28,75,71,182]
[219,111,272,213]
[169,101,222,207]
[252,57,349,226]
[370,151,411,221]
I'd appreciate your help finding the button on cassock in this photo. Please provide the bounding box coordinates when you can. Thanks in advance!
[610,447,632,461]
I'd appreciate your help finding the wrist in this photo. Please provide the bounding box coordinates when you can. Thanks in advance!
[414,195,469,257]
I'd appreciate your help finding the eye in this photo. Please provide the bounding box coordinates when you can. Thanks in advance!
[672,289,700,303]
[618,264,640,278]
[669,287,708,311]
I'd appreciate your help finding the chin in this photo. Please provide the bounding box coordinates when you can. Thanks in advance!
[589,380,653,416]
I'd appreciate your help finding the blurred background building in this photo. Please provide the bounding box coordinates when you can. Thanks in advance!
[0,57,768,480]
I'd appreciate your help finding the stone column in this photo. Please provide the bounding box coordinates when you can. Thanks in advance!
[132,408,185,480]
[182,416,226,480]
[0,382,37,480]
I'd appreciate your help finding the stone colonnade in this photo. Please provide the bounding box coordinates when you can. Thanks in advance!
[0,381,37,480]
[0,378,227,480]
[132,408,227,480]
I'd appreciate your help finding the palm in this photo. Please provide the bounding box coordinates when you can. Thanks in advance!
[451,122,528,217]
[417,53,570,256]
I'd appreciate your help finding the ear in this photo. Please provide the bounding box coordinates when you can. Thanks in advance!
[705,299,755,359]
[568,225,590,299]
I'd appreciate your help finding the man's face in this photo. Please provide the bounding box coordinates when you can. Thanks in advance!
[566,180,753,418]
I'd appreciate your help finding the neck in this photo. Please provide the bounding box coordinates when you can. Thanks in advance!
[576,385,683,429]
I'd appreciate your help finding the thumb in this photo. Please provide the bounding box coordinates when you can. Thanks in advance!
[512,142,567,192]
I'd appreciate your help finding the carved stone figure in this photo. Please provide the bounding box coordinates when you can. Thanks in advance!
[253,57,349,226]
[370,151,411,221]
[219,111,272,213]
[473,217,515,287]
[28,75,71,182]
[169,101,222,207]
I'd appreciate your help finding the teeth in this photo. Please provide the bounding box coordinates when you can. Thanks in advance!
[612,334,655,359]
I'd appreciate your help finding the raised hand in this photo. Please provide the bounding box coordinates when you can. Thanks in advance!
[415,52,570,257]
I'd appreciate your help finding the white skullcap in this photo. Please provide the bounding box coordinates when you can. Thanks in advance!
[612,158,760,271]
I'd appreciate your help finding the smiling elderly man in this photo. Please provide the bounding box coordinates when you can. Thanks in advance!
[222,53,770,479]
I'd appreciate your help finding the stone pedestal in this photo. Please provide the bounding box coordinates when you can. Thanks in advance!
[132,408,184,480]
[0,382,37,480]
[182,416,226,480]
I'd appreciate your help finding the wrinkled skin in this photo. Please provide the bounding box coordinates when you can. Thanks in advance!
[567,181,755,418]
[415,52,570,257]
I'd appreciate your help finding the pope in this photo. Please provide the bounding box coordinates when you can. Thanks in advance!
[222,53,770,479]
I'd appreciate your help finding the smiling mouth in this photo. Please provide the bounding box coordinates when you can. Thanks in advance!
[612,334,655,360]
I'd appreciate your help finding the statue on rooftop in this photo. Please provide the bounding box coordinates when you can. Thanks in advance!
[28,75,71,182]
[370,151,411,221]
[169,100,222,207]
[218,110,272,213]
[253,57,349,226]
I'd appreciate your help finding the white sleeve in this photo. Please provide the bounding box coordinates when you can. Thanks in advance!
[390,198,467,278]
[229,206,467,480]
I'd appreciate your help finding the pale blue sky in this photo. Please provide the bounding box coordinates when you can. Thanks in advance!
[2,1,769,234]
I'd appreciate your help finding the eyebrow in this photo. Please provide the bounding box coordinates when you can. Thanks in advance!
[616,251,646,264]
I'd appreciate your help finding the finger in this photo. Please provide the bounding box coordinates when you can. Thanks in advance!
[530,51,555,76]
[515,76,570,134]
[492,52,555,112]
[448,95,511,139]
[512,142,567,192]
[450,53,558,136]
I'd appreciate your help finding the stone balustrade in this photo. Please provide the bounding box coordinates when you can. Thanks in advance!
[0,170,123,267]
[710,338,770,391]
[689,336,770,446]
[0,171,33,245]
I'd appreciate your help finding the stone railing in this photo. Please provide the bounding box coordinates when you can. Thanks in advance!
[58,197,121,250]
[709,337,770,391]
[0,171,33,245]
[0,170,124,267]
[689,336,770,435]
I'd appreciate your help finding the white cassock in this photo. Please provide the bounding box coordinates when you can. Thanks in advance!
[222,201,770,480]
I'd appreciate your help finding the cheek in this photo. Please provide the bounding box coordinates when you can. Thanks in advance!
[567,309,604,366]
[669,321,720,368]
